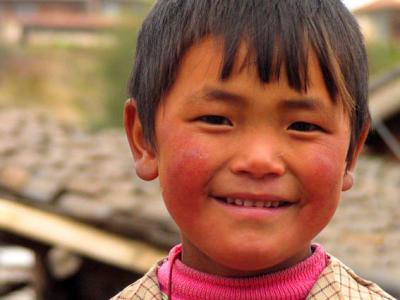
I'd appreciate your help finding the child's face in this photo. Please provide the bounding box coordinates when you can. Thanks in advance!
[127,37,364,276]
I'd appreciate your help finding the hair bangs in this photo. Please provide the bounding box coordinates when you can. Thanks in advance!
[215,0,338,99]
[130,0,369,164]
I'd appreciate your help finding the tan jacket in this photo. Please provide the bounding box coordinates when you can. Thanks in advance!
[111,255,395,300]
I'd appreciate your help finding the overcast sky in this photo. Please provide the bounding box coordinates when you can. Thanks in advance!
[342,0,374,10]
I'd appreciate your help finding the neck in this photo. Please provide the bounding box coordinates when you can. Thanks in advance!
[181,241,313,277]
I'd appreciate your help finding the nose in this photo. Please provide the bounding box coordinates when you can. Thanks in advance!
[229,136,286,179]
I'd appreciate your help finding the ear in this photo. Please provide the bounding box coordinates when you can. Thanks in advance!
[124,99,158,180]
[342,123,370,191]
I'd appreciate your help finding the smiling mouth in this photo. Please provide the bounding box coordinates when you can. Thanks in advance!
[213,197,292,209]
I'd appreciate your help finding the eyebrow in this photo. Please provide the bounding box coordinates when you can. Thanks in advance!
[189,87,247,105]
[278,98,326,112]
[189,87,327,112]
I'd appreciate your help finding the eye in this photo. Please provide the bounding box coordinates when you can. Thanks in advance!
[288,121,322,132]
[198,115,232,126]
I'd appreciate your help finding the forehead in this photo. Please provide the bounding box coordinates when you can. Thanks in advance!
[163,36,338,109]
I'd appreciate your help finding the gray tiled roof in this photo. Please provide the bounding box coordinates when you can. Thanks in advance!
[0,107,399,283]
[0,108,179,249]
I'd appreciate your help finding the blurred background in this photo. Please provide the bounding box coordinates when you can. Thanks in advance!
[0,0,399,299]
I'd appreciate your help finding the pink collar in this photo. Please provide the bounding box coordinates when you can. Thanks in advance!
[157,244,328,300]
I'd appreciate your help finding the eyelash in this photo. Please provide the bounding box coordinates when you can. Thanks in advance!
[288,122,323,132]
[197,115,233,126]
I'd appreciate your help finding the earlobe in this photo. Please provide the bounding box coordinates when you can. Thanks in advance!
[342,171,354,191]
[124,99,158,181]
[342,123,370,191]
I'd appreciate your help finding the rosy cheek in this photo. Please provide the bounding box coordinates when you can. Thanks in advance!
[301,148,345,201]
[158,130,212,219]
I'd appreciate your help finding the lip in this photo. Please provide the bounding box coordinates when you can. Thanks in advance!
[216,193,292,203]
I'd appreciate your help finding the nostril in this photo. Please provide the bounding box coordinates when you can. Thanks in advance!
[229,152,285,178]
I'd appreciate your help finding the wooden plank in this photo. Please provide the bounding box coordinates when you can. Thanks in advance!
[0,198,167,273]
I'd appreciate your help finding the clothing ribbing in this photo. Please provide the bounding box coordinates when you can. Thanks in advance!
[157,244,328,300]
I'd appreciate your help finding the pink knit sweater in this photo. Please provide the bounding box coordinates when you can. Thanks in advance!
[157,244,328,300]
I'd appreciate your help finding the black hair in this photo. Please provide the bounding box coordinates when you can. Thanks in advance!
[128,0,369,165]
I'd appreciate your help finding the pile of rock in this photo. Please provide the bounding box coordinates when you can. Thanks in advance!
[0,108,178,248]
[317,154,400,285]
[0,107,399,289]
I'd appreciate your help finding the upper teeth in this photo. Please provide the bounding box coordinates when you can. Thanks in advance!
[225,198,286,208]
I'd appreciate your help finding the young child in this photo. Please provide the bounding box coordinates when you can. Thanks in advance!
[113,1,395,299]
